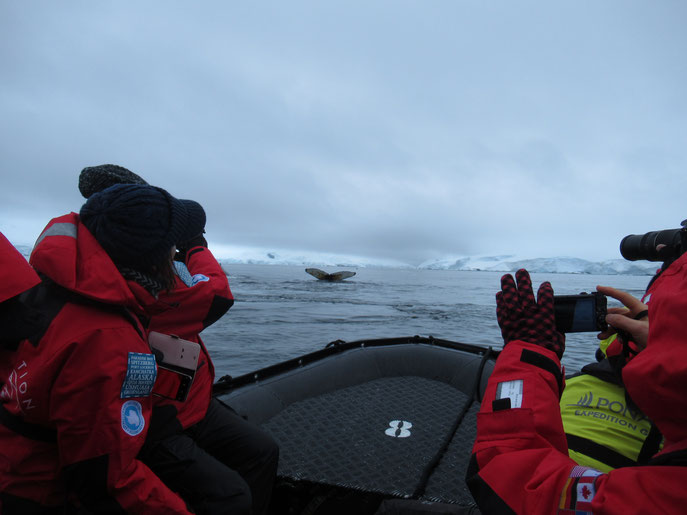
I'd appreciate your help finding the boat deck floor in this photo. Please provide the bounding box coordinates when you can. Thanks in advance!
[260,375,479,506]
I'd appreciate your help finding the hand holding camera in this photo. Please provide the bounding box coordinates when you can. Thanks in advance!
[595,285,649,350]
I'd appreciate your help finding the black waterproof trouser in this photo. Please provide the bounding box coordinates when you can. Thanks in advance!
[141,398,279,515]
[0,493,73,515]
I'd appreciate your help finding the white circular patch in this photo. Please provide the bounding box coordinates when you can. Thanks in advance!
[121,400,145,436]
[385,420,413,438]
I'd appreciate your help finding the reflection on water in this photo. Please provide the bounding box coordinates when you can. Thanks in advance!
[201,264,651,377]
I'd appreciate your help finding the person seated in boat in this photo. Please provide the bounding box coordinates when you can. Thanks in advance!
[466,268,686,514]
[0,184,196,513]
[560,285,661,472]
[79,164,279,515]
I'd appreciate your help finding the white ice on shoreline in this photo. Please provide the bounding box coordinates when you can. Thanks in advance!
[417,255,658,276]
[14,242,658,276]
[211,245,657,276]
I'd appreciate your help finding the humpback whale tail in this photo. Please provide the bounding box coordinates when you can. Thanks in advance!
[305,268,356,281]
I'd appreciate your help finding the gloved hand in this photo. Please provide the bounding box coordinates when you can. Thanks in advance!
[496,268,565,359]
[174,234,208,262]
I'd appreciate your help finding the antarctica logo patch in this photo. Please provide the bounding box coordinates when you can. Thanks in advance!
[121,400,145,436]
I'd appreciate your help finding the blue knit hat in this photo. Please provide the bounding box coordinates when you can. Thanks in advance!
[78,164,206,246]
[80,184,188,269]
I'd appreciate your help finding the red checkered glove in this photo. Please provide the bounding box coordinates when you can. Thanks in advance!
[496,269,565,359]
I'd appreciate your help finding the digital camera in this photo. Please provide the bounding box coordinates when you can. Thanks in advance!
[554,292,607,333]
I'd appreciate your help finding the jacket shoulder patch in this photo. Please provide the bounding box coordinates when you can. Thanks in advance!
[558,466,602,513]
[120,352,157,399]
[121,400,145,436]
[191,274,210,286]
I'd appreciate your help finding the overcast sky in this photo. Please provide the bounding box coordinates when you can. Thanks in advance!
[1,1,685,265]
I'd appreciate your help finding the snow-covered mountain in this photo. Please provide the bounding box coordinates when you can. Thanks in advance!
[212,244,410,269]
[13,241,659,275]
[418,255,659,276]
[214,247,658,275]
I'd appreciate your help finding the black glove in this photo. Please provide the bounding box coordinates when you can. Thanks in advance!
[496,268,565,359]
[175,234,208,262]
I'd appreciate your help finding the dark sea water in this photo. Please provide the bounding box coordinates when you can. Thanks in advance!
[201,264,651,379]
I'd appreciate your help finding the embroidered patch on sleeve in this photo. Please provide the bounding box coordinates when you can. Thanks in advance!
[558,466,603,514]
[121,400,146,436]
[496,379,523,408]
[120,352,157,399]
[191,273,210,286]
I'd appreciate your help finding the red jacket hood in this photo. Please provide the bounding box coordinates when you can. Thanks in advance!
[29,213,156,315]
[623,252,687,450]
[1,231,40,302]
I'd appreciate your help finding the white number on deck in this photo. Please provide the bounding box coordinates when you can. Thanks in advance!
[385,420,412,438]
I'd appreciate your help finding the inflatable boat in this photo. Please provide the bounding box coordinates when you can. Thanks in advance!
[213,336,498,514]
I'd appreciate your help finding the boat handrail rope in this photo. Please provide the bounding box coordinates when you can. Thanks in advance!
[474,346,495,404]
[213,336,499,395]
[411,346,495,500]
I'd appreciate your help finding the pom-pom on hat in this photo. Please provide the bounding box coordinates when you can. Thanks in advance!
[79,164,148,199]
[80,184,188,269]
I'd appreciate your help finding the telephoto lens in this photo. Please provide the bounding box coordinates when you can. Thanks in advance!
[620,223,686,262]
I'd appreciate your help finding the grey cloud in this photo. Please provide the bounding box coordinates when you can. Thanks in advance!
[2,1,686,264]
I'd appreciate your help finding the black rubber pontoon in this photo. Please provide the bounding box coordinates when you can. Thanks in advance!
[214,336,497,509]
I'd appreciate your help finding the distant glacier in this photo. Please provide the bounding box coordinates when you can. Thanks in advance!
[417,255,659,276]
[214,246,659,276]
[15,242,659,276]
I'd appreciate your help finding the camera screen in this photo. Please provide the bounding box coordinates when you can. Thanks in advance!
[554,295,600,333]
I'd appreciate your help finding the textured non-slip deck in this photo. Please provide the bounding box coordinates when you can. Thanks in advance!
[261,375,478,505]
[420,402,480,504]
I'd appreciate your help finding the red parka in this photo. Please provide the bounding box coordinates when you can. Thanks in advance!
[148,246,233,429]
[467,254,687,514]
[0,232,40,303]
[0,214,191,514]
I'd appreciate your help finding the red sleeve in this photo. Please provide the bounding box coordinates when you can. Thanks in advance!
[150,247,233,340]
[467,341,685,514]
[50,327,191,514]
[467,341,575,513]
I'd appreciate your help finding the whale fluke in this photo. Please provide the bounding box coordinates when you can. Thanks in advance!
[305,268,356,281]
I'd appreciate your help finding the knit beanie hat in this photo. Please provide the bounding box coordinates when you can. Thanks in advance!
[78,164,206,245]
[79,164,148,199]
[80,184,188,269]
